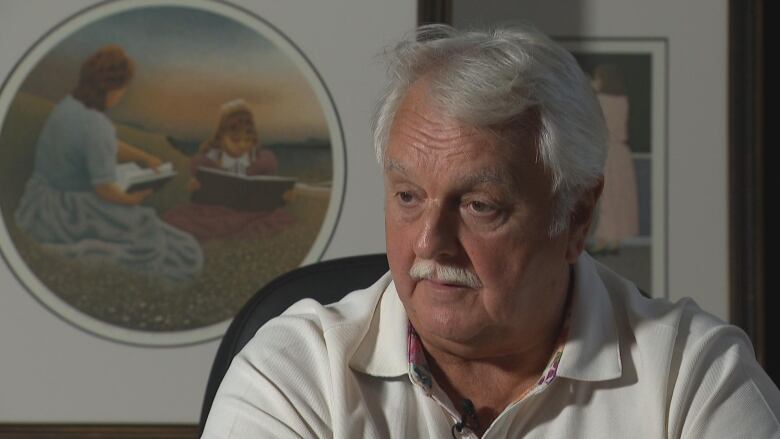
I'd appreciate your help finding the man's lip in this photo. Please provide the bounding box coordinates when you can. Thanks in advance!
[418,278,472,289]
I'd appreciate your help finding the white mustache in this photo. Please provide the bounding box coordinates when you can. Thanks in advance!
[409,260,483,289]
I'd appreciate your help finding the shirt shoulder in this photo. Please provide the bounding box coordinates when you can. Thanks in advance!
[203,273,392,438]
[276,272,391,333]
[597,260,761,380]
[234,272,390,378]
[594,261,780,437]
[595,259,735,342]
[666,300,780,437]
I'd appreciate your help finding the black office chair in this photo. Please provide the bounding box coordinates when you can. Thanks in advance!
[198,253,390,434]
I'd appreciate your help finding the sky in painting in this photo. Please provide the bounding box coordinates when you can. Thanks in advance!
[19,6,330,144]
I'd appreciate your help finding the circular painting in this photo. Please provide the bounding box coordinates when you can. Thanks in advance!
[0,0,345,346]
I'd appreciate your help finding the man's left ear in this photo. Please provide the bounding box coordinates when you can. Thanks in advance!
[565,177,604,263]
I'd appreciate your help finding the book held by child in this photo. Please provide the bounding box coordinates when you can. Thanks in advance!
[191,166,296,212]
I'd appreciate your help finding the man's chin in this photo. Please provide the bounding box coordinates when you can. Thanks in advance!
[412,302,481,340]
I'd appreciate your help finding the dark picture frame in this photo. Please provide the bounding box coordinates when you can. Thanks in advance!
[728,0,764,366]
[0,424,198,439]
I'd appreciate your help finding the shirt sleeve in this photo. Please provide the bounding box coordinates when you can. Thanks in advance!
[202,316,334,439]
[668,323,780,439]
[84,113,118,186]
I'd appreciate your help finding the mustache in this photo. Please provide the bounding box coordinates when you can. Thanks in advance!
[408,260,483,289]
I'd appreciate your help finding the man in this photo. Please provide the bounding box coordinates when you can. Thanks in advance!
[203,25,780,438]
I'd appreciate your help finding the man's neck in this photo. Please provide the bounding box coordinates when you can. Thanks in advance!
[423,330,559,434]
[421,272,575,434]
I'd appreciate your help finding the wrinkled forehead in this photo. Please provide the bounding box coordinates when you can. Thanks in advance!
[387,83,544,176]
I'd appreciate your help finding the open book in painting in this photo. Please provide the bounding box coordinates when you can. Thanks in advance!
[191,166,297,212]
[116,162,177,193]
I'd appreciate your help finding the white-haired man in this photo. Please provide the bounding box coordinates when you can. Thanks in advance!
[203,25,780,438]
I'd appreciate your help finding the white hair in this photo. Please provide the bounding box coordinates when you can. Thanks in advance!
[373,25,607,236]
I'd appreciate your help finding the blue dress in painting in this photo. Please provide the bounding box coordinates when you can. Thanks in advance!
[14,95,203,281]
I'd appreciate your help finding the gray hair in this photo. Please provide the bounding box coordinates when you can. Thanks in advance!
[373,25,607,236]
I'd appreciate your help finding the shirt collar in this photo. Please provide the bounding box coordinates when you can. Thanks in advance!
[349,253,623,382]
[349,280,409,377]
[555,253,622,381]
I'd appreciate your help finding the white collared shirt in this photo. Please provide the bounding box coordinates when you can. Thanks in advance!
[205,149,251,175]
[203,254,780,438]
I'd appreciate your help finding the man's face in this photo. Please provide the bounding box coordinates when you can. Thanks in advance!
[384,80,584,357]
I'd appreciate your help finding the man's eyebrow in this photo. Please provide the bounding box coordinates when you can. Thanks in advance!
[460,168,510,187]
[384,159,407,175]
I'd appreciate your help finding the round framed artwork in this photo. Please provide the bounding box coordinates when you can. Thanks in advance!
[0,0,345,346]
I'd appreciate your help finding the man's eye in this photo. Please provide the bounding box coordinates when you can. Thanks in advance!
[397,191,415,204]
[466,200,497,215]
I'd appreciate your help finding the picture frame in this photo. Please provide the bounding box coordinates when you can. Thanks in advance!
[557,37,668,299]
[727,0,764,363]
[0,0,346,348]
[0,424,197,439]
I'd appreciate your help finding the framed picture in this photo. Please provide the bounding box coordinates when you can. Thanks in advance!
[558,38,668,299]
[0,0,415,435]
[0,0,346,348]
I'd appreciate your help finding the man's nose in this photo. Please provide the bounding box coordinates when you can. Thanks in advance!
[413,203,458,261]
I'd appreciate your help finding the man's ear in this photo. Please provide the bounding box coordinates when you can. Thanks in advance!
[565,177,604,263]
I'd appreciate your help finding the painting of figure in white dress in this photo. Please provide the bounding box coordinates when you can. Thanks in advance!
[559,39,667,297]
[0,1,344,345]
[589,63,641,254]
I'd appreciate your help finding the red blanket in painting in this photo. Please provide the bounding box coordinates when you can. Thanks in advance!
[163,203,295,242]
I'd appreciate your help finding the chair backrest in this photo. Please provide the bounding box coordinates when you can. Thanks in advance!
[198,253,390,433]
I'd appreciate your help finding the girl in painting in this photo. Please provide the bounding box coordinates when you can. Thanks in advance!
[590,64,640,254]
[14,45,203,281]
[164,100,294,241]
[188,99,278,187]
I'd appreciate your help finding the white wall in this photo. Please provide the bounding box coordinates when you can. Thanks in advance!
[0,0,413,423]
[454,0,730,321]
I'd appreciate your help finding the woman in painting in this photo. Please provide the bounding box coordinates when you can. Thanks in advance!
[590,63,640,254]
[14,45,203,281]
[163,100,294,241]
